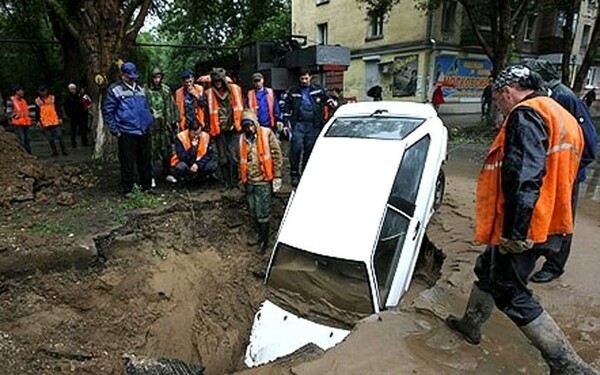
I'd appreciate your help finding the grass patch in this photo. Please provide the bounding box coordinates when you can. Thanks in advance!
[448,123,497,145]
[103,201,127,225]
[121,185,161,211]
[32,222,78,235]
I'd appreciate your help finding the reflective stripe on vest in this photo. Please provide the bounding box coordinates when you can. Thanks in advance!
[475,96,583,245]
[248,88,275,127]
[35,95,60,127]
[10,96,32,126]
[175,85,204,131]
[207,84,244,137]
[239,127,274,183]
[170,130,210,167]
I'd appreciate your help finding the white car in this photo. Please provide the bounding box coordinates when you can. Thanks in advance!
[245,101,448,367]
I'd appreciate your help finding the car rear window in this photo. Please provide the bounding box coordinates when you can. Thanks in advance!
[325,116,424,140]
[267,243,374,325]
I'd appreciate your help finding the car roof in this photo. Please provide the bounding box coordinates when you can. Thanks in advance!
[334,101,437,119]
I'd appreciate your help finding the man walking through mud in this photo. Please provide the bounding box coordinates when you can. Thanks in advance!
[445,66,598,374]
[104,61,154,197]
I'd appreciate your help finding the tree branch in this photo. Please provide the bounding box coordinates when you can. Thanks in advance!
[123,0,143,24]
[511,0,534,25]
[458,0,494,58]
[44,0,80,40]
[126,0,152,36]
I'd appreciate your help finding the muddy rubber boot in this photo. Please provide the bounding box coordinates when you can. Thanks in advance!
[258,222,270,254]
[247,221,259,246]
[445,284,495,345]
[520,311,600,375]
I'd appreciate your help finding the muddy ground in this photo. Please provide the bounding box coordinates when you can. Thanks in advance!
[1,126,599,374]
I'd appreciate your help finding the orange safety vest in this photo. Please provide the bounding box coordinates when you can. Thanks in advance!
[35,95,60,127]
[475,96,583,245]
[170,130,210,167]
[175,84,205,131]
[239,127,274,183]
[206,84,243,137]
[10,95,32,126]
[247,88,275,127]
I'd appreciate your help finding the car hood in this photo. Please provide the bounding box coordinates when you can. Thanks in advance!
[244,299,351,367]
[277,137,405,264]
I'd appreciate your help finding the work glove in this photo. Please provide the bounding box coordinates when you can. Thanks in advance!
[499,237,534,255]
[272,178,282,193]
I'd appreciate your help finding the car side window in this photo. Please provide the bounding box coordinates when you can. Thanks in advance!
[373,135,431,308]
[388,136,431,216]
[373,207,410,308]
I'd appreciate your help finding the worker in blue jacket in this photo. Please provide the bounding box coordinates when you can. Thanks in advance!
[104,61,154,197]
[523,59,599,283]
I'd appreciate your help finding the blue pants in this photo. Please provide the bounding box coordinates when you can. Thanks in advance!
[173,156,218,180]
[13,125,31,154]
[45,126,66,155]
[289,121,319,177]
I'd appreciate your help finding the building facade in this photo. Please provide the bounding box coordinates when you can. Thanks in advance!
[292,0,599,113]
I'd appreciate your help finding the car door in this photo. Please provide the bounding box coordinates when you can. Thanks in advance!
[371,123,442,309]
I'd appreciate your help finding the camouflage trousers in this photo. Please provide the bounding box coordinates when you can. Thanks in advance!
[150,117,173,176]
[246,183,272,223]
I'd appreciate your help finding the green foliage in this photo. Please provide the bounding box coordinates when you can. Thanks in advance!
[103,201,128,225]
[32,222,78,235]
[358,0,402,17]
[121,185,162,211]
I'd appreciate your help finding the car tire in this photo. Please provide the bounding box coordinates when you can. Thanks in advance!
[433,169,445,211]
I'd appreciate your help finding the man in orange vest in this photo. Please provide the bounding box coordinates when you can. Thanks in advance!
[205,67,244,189]
[246,72,283,131]
[35,85,67,157]
[239,110,282,253]
[175,69,205,131]
[7,85,33,153]
[170,121,217,182]
[445,66,597,374]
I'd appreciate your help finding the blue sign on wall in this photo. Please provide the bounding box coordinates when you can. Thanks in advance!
[434,55,493,98]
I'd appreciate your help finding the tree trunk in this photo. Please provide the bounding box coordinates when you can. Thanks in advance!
[574,10,600,92]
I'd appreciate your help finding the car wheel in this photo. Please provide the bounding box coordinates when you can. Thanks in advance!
[433,169,445,210]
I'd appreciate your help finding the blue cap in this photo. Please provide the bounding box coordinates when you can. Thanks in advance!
[181,69,193,79]
[12,84,23,93]
[121,61,139,80]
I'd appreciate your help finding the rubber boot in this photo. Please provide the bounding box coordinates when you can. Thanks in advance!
[445,283,495,345]
[247,221,259,246]
[258,222,270,254]
[520,311,599,375]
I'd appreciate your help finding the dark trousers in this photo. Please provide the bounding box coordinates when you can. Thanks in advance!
[70,116,89,147]
[289,121,319,178]
[118,132,152,193]
[540,183,580,275]
[474,245,545,326]
[13,125,31,154]
[44,126,66,155]
[173,157,218,180]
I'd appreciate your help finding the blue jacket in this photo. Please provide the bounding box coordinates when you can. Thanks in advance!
[550,84,598,183]
[104,81,153,135]
[247,88,281,127]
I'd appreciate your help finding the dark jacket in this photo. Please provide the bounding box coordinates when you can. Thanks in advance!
[283,84,335,128]
[501,92,549,241]
[64,92,86,121]
[174,134,215,168]
[549,84,598,183]
[104,81,153,136]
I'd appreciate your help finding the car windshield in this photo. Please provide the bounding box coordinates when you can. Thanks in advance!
[325,116,424,140]
[267,242,373,328]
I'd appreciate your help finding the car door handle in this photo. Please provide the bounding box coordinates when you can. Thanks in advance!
[413,221,420,240]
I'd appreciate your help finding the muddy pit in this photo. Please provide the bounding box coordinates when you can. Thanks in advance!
[0,188,445,375]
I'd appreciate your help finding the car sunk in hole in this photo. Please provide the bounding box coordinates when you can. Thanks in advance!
[245,101,448,367]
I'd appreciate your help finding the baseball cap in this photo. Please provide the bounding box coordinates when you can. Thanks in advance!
[121,62,139,80]
[492,65,532,91]
[181,69,194,79]
[152,67,163,76]
[252,72,263,81]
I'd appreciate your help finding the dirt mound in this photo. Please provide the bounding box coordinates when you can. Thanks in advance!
[0,127,96,206]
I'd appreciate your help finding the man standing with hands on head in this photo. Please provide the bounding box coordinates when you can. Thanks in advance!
[445,66,597,374]
[104,61,154,197]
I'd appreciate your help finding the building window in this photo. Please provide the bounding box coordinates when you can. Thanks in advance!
[316,0,329,5]
[441,2,457,32]
[524,15,536,41]
[317,22,328,45]
[582,24,592,49]
[585,67,597,87]
[368,15,384,38]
